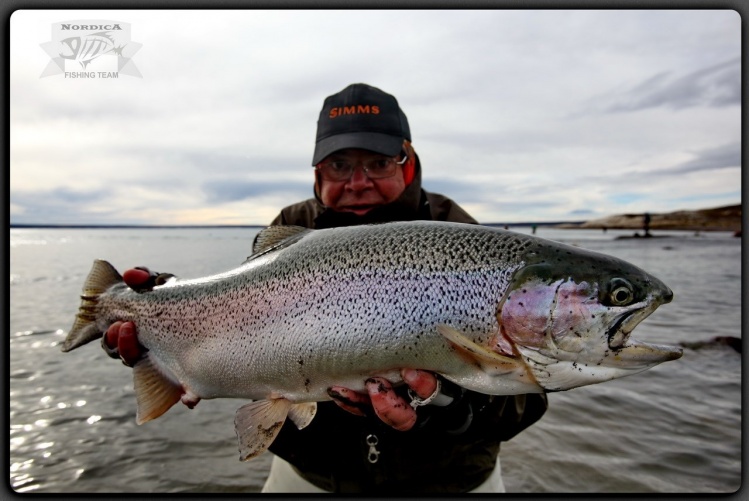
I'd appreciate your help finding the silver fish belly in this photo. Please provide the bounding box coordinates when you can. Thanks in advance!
[62,220,682,460]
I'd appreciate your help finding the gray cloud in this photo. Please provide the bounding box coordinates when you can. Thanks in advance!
[420,130,557,155]
[421,178,498,203]
[11,187,124,225]
[578,142,741,196]
[423,176,588,223]
[569,209,597,216]
[644,142,740,176]
[582,58,740,115]
[173,151,316,203]
[478,199,573,224]
[202,179,312,204]
[10,10,741,225]
[176,151,309,177]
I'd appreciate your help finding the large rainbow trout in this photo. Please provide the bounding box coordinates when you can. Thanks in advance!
[62,221,681,460]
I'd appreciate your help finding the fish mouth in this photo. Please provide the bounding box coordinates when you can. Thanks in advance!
[606,299,682,363]
[607,303,653,350]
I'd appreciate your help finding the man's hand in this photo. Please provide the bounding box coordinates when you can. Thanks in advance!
[328,369,440,431]
[101,267,154,366]
[103,321,144,366]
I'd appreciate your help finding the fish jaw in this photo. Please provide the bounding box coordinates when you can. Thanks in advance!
[497,269,681,392]
[604,290,682,368]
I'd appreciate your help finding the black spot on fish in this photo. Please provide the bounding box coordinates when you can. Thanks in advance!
[257,421,284,440]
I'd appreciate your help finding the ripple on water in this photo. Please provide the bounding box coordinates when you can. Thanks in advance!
[13,329,63,337]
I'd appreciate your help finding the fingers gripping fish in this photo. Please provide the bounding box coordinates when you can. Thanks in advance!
[62,221,682,460]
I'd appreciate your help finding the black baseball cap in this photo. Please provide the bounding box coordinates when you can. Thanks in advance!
[312,83,411,165]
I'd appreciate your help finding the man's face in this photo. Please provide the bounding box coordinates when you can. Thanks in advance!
[317,148,406,216]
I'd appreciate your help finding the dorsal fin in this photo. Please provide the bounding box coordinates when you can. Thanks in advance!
[248,225,311,261]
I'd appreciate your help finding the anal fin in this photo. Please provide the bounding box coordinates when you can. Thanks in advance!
[234,399,292,461]
[288,402,317,430]
[133,353,183,425]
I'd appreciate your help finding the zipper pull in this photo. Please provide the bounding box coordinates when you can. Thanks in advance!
[366,434,380,464]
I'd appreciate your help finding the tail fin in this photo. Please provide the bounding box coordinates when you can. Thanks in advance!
[61,259,123,353]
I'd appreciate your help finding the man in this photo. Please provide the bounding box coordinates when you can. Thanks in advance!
[104,84,548,493]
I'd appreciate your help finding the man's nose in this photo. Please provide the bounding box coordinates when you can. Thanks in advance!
[345,165,373,188]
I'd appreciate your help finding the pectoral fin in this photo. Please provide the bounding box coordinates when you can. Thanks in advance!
[234,399,292,461]
[437,324,523,375]
[132,353,183,425]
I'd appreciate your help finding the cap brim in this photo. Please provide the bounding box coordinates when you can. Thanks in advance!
[312,132,403,165]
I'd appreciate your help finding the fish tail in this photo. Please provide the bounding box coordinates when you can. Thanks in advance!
[61,259,123,352]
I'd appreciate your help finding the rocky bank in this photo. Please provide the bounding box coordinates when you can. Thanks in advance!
[558,204,742,233]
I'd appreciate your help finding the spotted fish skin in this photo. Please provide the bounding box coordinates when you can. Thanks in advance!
[66,222,535,397]
[62,220,681,460]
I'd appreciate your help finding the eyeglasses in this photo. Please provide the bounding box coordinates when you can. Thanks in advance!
[315,155,407,182]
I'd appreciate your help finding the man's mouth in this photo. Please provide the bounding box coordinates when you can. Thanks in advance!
[341,205,375,215]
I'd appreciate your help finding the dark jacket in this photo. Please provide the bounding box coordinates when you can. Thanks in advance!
[267,157,548,493]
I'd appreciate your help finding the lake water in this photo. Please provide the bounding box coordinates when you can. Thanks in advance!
[8,226,742,494]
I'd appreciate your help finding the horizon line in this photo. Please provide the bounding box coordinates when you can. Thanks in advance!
[9,221,585,229]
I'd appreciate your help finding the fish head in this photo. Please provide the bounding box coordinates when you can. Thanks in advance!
[496,243,681,391]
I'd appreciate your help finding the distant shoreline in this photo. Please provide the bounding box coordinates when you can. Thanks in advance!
[9,222,582,230]
[8,221,737,232]
[9,224,267,229]
[9,204,741,232]
[556,204,741,233]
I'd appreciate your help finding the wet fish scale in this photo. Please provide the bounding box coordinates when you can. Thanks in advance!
[92,224,518,397]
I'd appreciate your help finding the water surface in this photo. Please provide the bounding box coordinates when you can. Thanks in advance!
[8,227,741,493]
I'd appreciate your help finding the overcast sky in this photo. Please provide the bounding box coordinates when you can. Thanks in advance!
[9,9,742,225]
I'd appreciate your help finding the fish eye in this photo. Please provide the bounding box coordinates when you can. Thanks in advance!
[608,278,634,306]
